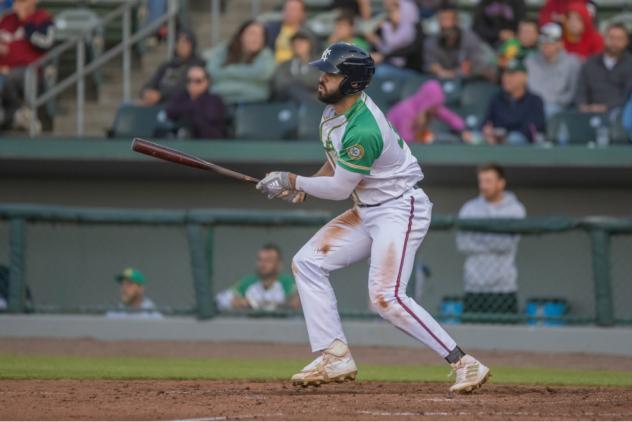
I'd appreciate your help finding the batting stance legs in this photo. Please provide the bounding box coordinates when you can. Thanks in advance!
[292,190,457,365]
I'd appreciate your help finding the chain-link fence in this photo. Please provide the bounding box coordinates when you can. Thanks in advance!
[418,228,593,325]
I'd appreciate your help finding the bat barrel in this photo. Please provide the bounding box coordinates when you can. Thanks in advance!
[131,138,260,183]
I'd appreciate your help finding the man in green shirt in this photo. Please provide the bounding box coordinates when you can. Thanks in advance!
[216,244,299,311]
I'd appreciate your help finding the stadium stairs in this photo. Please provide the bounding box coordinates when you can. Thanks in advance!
[51,0,276,138]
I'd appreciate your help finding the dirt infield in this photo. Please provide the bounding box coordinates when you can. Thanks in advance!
[2,338,632,420]
[2,379,632,420]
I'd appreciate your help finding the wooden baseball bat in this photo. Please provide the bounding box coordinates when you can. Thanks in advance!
[131,138,260,184]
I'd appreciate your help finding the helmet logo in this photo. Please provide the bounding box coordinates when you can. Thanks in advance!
[321,48,332,60]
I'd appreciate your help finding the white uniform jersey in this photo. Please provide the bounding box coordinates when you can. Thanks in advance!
[319,92,423,205]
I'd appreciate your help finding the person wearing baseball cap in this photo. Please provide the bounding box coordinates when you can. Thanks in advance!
[526,22,582,117]
[105,267,162,319]
[482,57,546,144]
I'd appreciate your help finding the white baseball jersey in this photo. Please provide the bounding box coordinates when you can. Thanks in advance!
[319,92,423,205]
[292,91,458,358]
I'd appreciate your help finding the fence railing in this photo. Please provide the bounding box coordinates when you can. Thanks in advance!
[1,204,630,325]
[24,0,179,137]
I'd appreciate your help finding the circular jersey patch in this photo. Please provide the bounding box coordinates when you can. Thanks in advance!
[346,144,365,160]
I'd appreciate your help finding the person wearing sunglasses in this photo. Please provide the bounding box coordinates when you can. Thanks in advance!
[164,65,227,139]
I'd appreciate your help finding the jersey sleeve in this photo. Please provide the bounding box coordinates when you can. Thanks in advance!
[336,127,383,175]
[279,274,296,296]
[232,274,258,297]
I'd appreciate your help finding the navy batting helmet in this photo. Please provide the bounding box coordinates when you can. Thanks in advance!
[309,42,375,96]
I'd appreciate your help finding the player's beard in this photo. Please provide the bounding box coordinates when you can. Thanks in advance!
[317,87,345,105]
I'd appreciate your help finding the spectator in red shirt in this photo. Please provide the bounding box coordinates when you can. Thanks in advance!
[563,3,603,59]
[538,0,586,27]
[0,0,54,129]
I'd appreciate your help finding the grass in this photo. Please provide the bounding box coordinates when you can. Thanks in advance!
[1,354,631,387]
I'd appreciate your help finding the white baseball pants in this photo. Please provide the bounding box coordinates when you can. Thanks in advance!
[292,188,457,357]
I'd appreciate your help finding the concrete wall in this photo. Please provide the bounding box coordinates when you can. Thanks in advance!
[2,314,632,356]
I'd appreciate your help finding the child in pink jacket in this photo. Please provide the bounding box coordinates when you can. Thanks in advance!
[387,80,465,143]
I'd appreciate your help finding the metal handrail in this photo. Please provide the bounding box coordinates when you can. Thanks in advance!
[24,0,179,137]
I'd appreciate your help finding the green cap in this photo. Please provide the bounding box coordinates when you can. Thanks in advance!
[505,58,527,73]
[115,267,146,285]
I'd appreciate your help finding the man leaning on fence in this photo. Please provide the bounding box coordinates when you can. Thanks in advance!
[456,163,526,322]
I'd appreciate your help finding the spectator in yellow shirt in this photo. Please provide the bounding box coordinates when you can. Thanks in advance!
[265,0,317,63]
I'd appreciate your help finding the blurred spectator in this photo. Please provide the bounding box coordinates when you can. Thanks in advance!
[0,0,13,14]
[0,264,8,310]
[576,23,632,113]
[482,59,545,144]
[539,0,586,26]
[497,18,539,69]
[143,0,167,42]
[216,244,299,312]
[165,65,226,139]
[273,32,320,103]
[105,268,162,319]
[207,20,276,104]
[0,0,54,130]
[622,90,632,141]
[140,29,204,107]
[328,12,370,52]
[0,264,33,312]
[416,0,443,18]
[457,163,526,321]
[365,0,423,73]
[387,79,465,143]
[424,3,491,79]
[526,23,581,117]
[329,0,372,19]
[265,0,316,64]
[563,3,603,59]
[472,0,527,47]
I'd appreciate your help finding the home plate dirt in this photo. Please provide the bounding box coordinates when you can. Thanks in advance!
[2,380,632,420]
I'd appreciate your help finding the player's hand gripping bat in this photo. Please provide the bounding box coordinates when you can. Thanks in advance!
[131,138,260,184]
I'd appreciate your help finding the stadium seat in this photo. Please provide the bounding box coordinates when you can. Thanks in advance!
[399,75,462,106]
[454,104,487,130]
[547,111,610,145]
[298,101,325,141]
[461,80,500,109]
[611,113,632,144]
[399,73,435,100]
[365,74,407,111]
[108,104,162,139]
[429,119,462,144]
[234,102,298,140]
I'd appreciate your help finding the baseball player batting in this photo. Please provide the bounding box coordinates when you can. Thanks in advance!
[256,42,490,393]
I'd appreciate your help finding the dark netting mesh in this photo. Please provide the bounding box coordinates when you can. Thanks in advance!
[417,229,593,325]
[611,234,632,325]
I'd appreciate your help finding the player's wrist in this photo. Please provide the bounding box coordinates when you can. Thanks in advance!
[288,173,298,190]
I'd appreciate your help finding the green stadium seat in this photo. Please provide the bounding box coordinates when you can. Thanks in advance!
[298,101,325,141]
[461,80,500,109]
[454,104,487,130]
[547,111,609,145]
[108,104,162,139]
[399,73,435,100]
[399,75,462,107]
[234,102,298,140]
[365,75,407,112]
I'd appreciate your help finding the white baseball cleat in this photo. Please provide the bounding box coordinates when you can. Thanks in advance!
[291,339,358,387]
[449,354,491,394]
